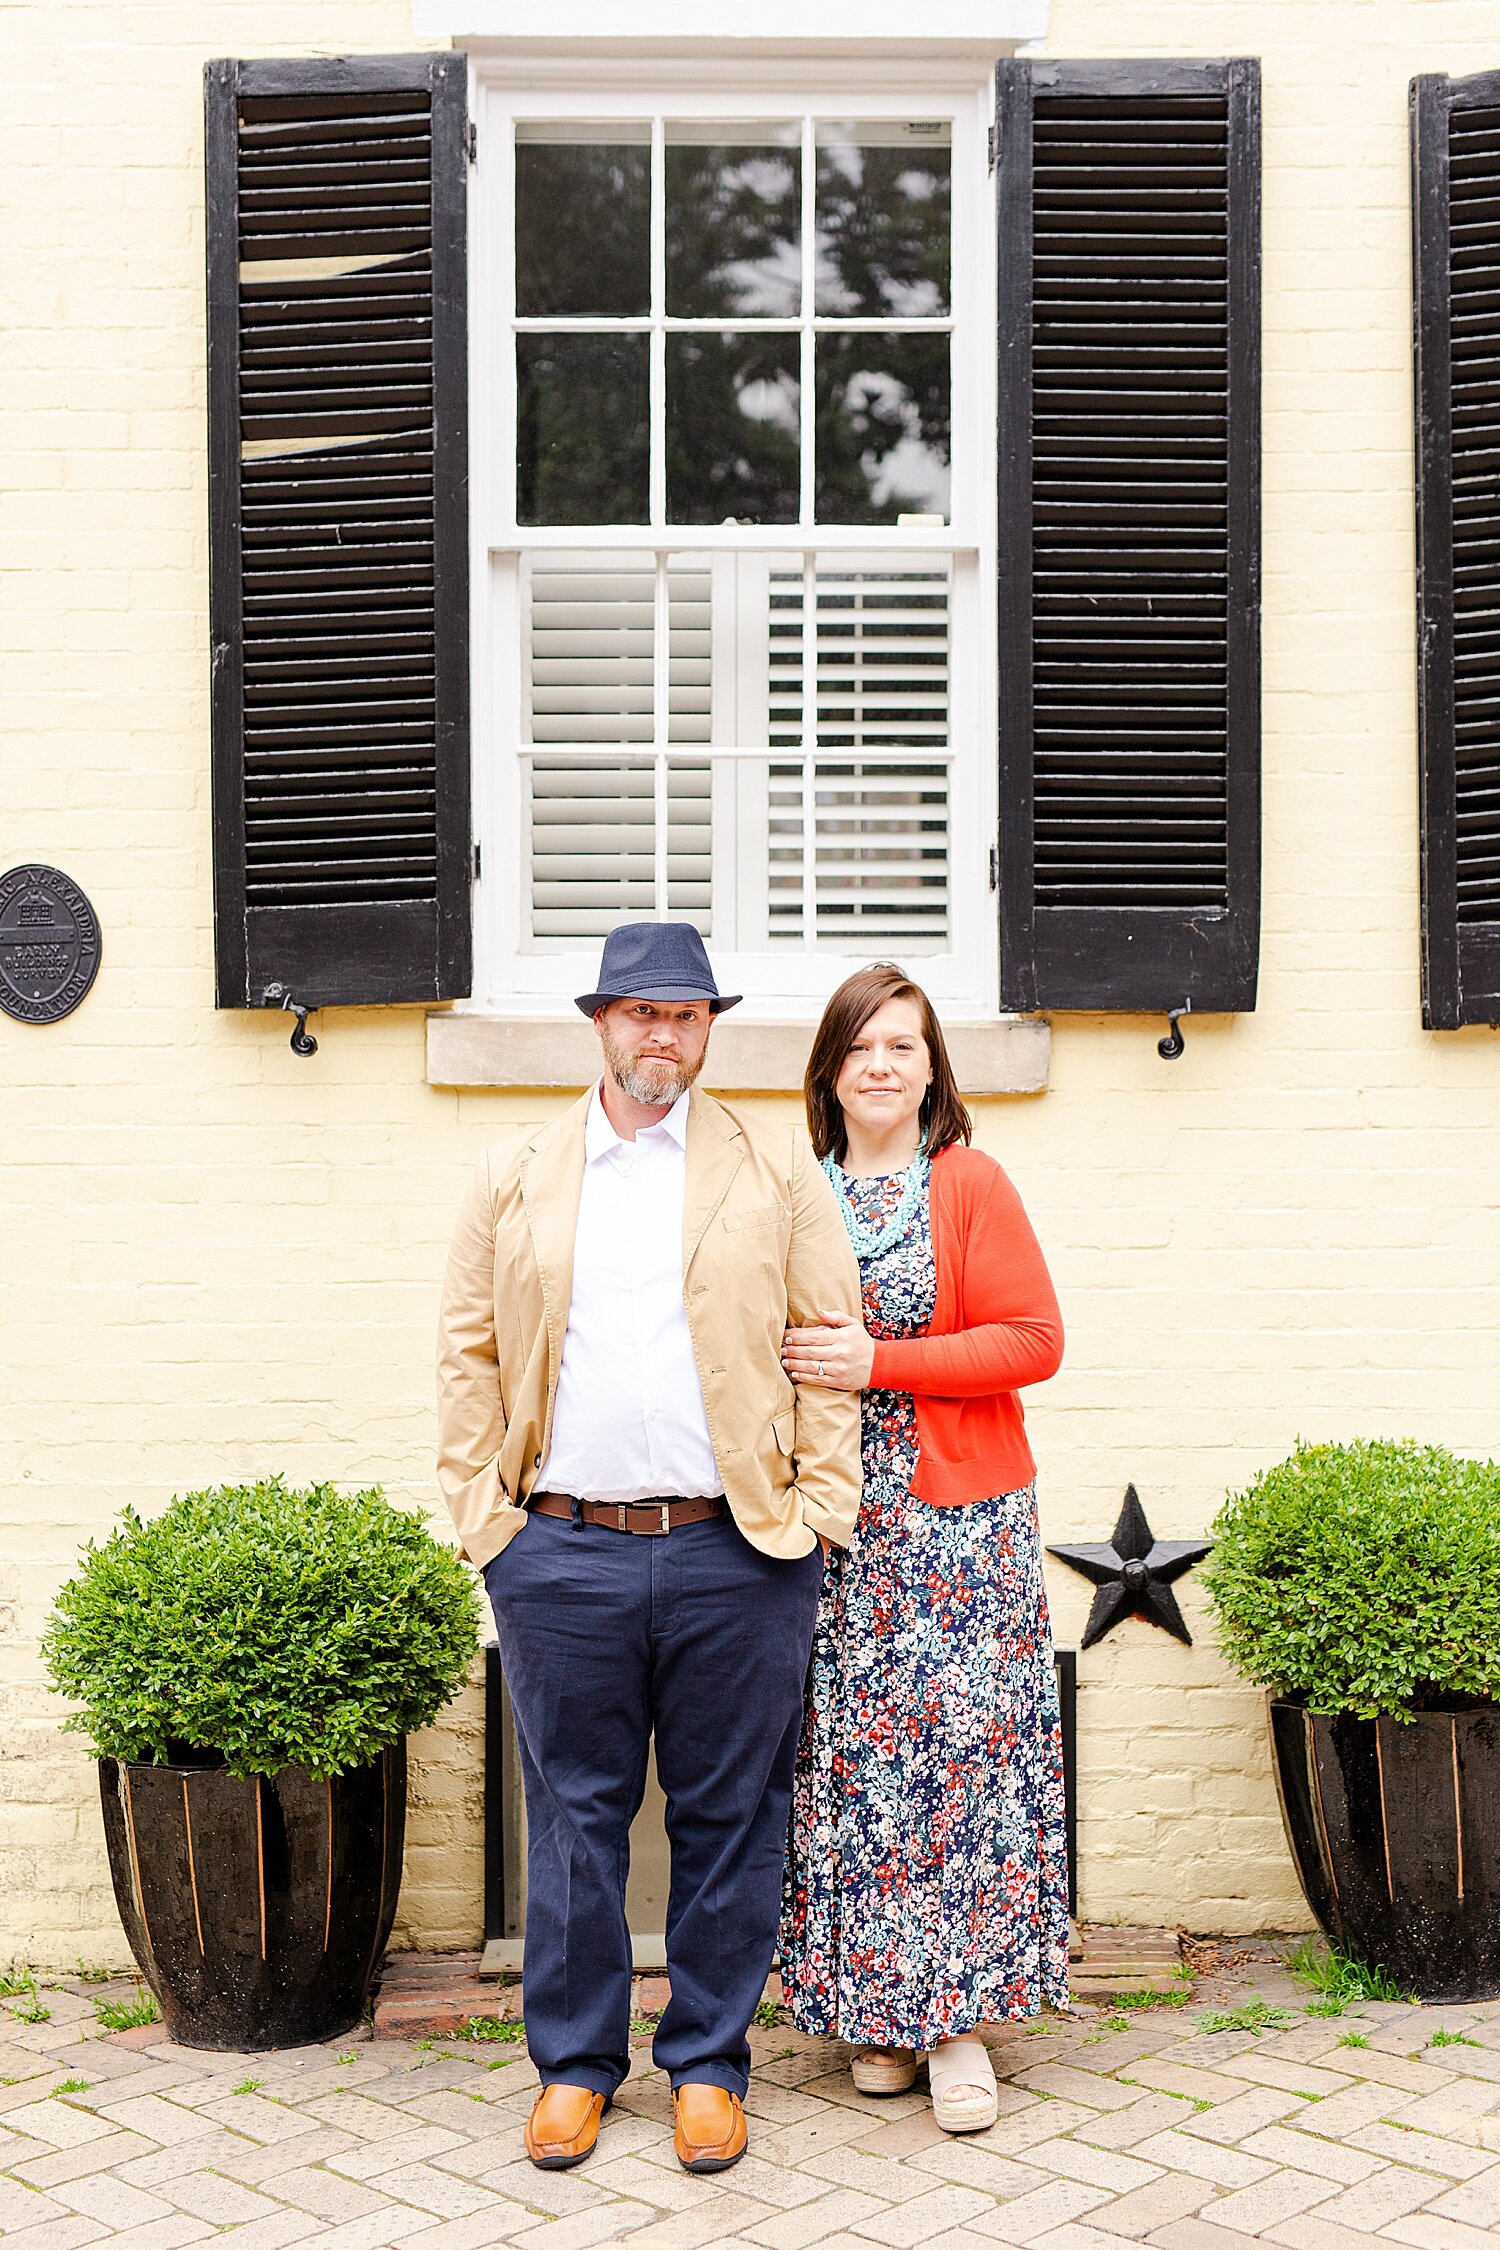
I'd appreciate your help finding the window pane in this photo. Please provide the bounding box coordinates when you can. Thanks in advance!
[517,336,649,524]
[665,126,801,317]
[815,333,950,524]
[515,134,650,317]
[666,332,800,525]
[815,123,951,317]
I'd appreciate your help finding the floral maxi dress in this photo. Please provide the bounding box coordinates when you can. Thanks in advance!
[779,1167,1070,2049]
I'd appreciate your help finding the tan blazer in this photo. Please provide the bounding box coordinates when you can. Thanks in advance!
[437,1085,863,1570]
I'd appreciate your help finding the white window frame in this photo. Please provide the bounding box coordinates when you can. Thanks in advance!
[467,55,999,1018]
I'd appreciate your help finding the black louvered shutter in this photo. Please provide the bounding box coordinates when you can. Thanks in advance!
[204,55,470,1011]
[996,59,1261,1015]
[1413,70,1500,1029]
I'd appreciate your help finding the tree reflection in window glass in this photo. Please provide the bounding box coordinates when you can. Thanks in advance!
[515,129,651,316]
[517,335,650,524]
[511,115,954,531]
[815,124,950,318]
[815,333,950,525]
[665,126,801,318]
[667,333,801,524]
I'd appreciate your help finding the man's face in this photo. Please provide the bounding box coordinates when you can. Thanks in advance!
[595,998,713,1109]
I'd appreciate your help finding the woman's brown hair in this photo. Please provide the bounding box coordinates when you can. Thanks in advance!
[804,964,973,1164]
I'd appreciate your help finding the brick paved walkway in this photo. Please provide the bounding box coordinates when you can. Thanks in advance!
[7,1952,1500,2249]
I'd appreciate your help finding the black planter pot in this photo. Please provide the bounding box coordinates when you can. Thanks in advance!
[98,1742,405,2048]
[1269,1697,1500,2002]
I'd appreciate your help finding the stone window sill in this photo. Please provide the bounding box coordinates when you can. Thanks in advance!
[426,1011,1049,1094]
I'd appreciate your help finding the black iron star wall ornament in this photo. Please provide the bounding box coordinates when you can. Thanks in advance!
[1047,1486,1212,1649]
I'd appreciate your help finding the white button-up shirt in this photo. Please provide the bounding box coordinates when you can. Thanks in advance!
[536,1083,724,1505]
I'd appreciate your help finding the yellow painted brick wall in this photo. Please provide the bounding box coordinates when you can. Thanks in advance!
[5,0,1500,1970]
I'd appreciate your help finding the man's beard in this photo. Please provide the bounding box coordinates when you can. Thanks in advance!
[601,1024,706,1109]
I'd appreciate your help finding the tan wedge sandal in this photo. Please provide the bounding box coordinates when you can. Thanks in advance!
[927,2034,998,2133]
[850,2045,918,2095]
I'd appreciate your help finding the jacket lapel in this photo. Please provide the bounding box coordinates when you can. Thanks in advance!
[519,1089,591,1383]
[683,1087,744,1276]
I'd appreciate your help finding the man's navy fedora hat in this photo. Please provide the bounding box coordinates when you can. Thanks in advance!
[575,921,742,1017]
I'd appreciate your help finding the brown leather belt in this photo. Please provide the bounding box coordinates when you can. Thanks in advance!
[529,1490,727,1536]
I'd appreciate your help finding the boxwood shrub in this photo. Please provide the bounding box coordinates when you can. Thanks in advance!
[42,1478,481,1777]
[1203,1439,1500,1720]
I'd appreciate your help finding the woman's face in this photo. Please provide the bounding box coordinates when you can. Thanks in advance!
[834,995,933,1146]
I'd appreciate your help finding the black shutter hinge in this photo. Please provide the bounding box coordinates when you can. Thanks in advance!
[473,840,482,879]
[1158,1001,1191,1062]
[467,121,477,165]
[988,843,999,892]
[987,122,999,169]
[264,983,318,1058]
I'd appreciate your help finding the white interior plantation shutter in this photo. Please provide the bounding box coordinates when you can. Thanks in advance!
[996,59,1261,1015]
[516,553,955,954]
[1413,68,1500,1028]
[205,55,470,1011]
[766,563,951,948]
[524,558,711,937]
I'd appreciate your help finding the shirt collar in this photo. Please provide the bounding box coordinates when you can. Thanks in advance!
[585,1081,691,1163]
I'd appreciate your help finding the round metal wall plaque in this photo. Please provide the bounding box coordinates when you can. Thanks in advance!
[0,864,103,1024]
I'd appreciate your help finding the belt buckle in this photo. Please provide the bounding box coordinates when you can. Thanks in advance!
[614,1501,672,1534]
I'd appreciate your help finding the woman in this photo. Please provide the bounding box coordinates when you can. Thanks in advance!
[778,963,1068,2133]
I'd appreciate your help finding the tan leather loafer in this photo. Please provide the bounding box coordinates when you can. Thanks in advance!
[524,2084,607,2169]
[672,2083,748,2173]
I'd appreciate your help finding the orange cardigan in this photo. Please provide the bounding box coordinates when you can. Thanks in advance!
[866,1143,1063,1504]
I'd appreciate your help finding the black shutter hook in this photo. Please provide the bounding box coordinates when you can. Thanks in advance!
[263,983,319,1057]
[1158,1001,1191,1061]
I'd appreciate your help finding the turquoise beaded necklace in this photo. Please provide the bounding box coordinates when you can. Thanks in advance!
[821,1141,931,1262]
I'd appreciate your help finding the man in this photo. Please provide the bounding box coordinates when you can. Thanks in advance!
[437,923,861,2175]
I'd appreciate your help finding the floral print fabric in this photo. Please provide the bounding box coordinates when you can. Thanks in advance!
[779,1165,1070,2047]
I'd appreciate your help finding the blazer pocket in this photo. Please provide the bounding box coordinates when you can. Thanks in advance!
[723,1202,789,1232]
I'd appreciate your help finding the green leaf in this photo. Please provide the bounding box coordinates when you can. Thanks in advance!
[93,1988,160,2032]
[1196,1998,1295,2036]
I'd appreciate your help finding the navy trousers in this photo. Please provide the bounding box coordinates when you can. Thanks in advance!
[484,1507,822,2098]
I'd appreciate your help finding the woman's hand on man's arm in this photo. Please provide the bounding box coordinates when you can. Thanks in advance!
[782,1305,875,1392]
